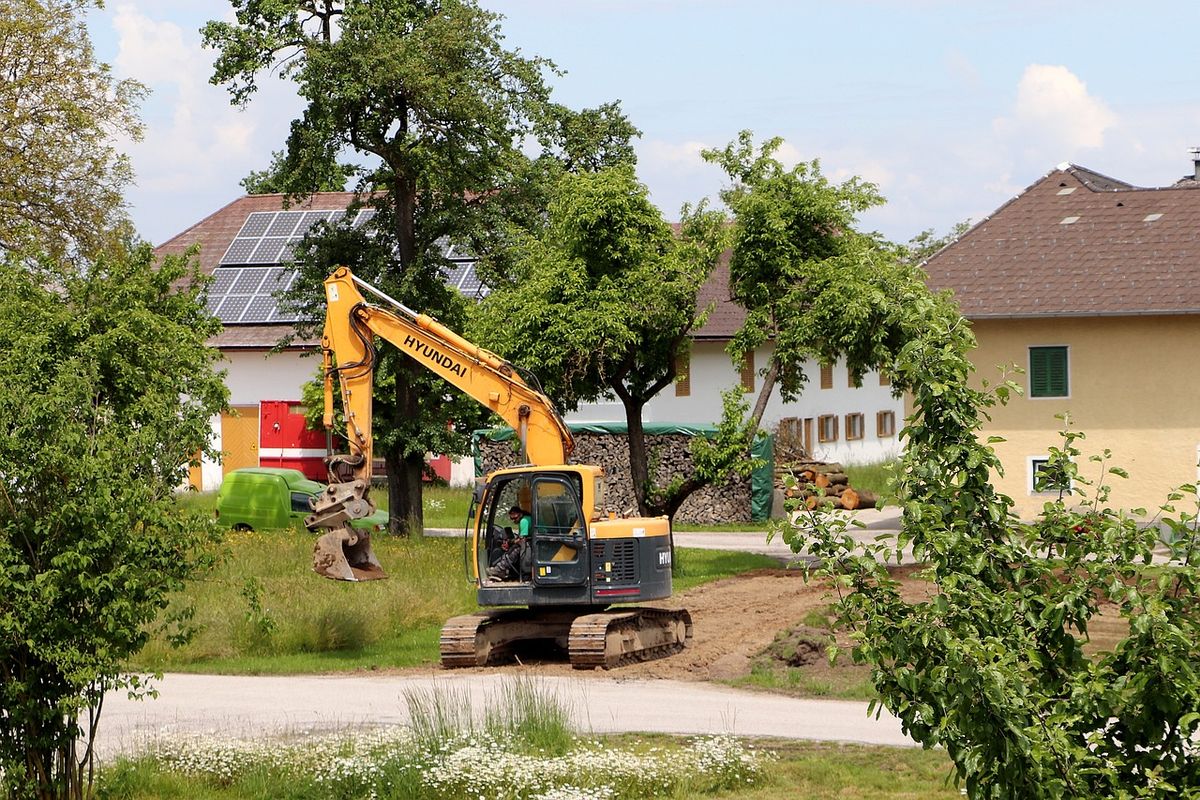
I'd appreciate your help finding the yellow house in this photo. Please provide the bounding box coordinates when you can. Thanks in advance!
[923,162,1200,518]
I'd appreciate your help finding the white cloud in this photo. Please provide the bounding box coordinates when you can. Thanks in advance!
[640,139,712,169]
[103,3,304,241]
[994,64,1116,151]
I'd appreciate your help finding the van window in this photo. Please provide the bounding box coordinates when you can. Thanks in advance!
[291,492,315,513]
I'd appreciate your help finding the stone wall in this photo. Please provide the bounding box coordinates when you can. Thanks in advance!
[476,431,751,524]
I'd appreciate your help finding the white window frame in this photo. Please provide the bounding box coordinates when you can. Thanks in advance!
[1028,455,1073,495]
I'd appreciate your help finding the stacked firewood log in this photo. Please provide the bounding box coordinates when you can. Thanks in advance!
[775,461,877,510]
[476,432,752,524]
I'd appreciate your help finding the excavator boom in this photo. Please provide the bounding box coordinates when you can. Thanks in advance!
[308,268,691,671]
[308,267,574,580]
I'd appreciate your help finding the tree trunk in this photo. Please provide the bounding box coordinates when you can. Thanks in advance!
[621,394,652,516]
[385,360,424,536]
[749,354,781,431]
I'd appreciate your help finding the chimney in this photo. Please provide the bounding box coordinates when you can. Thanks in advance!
[1191,147,1200,180]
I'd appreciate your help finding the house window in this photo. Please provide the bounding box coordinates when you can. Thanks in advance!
[1029,346,1069,398]
[847,372,858,389]
[740,350,755,393]
[845,413,864,440]
[877,410,896,438]
[818,414,838,443]
[820,363,833,390]
[675,351,691,397]
[1029,456,1072,495]
[879,372,890,387]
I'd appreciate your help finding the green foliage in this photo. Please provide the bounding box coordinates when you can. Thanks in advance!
[205,0,565,532]
[783,296,1200,797]
[472,164,725,518]
[901,219,973,266]
[0,0,146,262]
[704,131,930,417]
[0,246,229,798]
[239,148,356,195]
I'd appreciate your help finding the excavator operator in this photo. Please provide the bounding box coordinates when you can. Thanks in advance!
[487,505,531,582]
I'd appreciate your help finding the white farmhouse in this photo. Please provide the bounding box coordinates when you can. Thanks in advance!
[156,193,903,490]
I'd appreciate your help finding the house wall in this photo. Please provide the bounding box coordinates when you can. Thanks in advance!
[198,339,907,491]
[963,315,1200,518]
[195,349,318,491]
[571,340,904,465]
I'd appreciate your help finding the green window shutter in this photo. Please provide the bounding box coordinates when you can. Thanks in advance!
[1029,346,1069,397]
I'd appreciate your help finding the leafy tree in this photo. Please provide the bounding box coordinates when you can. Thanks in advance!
[902,218,972,265]
[239,147,357,195]
[786,294,1200,797]
[204,0,558,533]
[471,165,726,519]
[0,0,145,261]
[0,246,228,799]
[703,131,926,435]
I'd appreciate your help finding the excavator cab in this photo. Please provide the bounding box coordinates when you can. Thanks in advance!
[476,470,589,589]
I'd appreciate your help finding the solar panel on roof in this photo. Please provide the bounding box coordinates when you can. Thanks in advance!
[216,295,253,320]
[266,214,301,237]
[443,261,470,286]
[210,270,238,294]
[241,296,277,323]
[222,239,256,263]
[250,238,288,264]
[230,267,270,293]
[221,209,369,266]
[238,212,275,237]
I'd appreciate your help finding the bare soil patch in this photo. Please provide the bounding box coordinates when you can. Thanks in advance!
[450,566,929,683]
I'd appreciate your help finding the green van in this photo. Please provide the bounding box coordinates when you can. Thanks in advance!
[216,467,389,533]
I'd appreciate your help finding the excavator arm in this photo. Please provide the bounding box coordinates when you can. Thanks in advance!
[308,266,575,581]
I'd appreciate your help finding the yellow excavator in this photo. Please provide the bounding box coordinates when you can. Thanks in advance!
[306,267,692,668]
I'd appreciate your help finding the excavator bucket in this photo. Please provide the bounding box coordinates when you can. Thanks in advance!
[312,524,387,581]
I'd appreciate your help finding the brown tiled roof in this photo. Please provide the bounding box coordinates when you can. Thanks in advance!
[692,249,742,340]
[209,324,317,349]
[163,194,751,350]
[923,164,1200,318]
[154,193,359,350]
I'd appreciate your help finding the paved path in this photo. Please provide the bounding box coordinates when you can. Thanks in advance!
[96,672,911,758]
[429,507,911,566]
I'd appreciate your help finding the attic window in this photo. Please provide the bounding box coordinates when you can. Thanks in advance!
[1056,187,1076,195]
[1060,216,1080,225]
[1144,213,1163,222]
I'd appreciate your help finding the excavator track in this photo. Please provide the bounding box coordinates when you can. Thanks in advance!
[439,607,692,669]
[567,607,693,670]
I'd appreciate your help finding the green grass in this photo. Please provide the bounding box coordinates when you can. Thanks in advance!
[843,460,899,499]
[97,733,957,800]
[729,739,960,799]
[131,531,477,674]
[132,524,773,674]
[672,548,779,592]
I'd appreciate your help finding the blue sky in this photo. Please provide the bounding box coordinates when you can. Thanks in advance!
[88,1,1200,246]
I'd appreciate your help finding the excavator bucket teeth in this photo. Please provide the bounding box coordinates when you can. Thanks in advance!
[312,525,387,582]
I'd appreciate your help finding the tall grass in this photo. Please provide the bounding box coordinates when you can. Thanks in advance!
[843,460,898,499]
[132,529,477,673]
